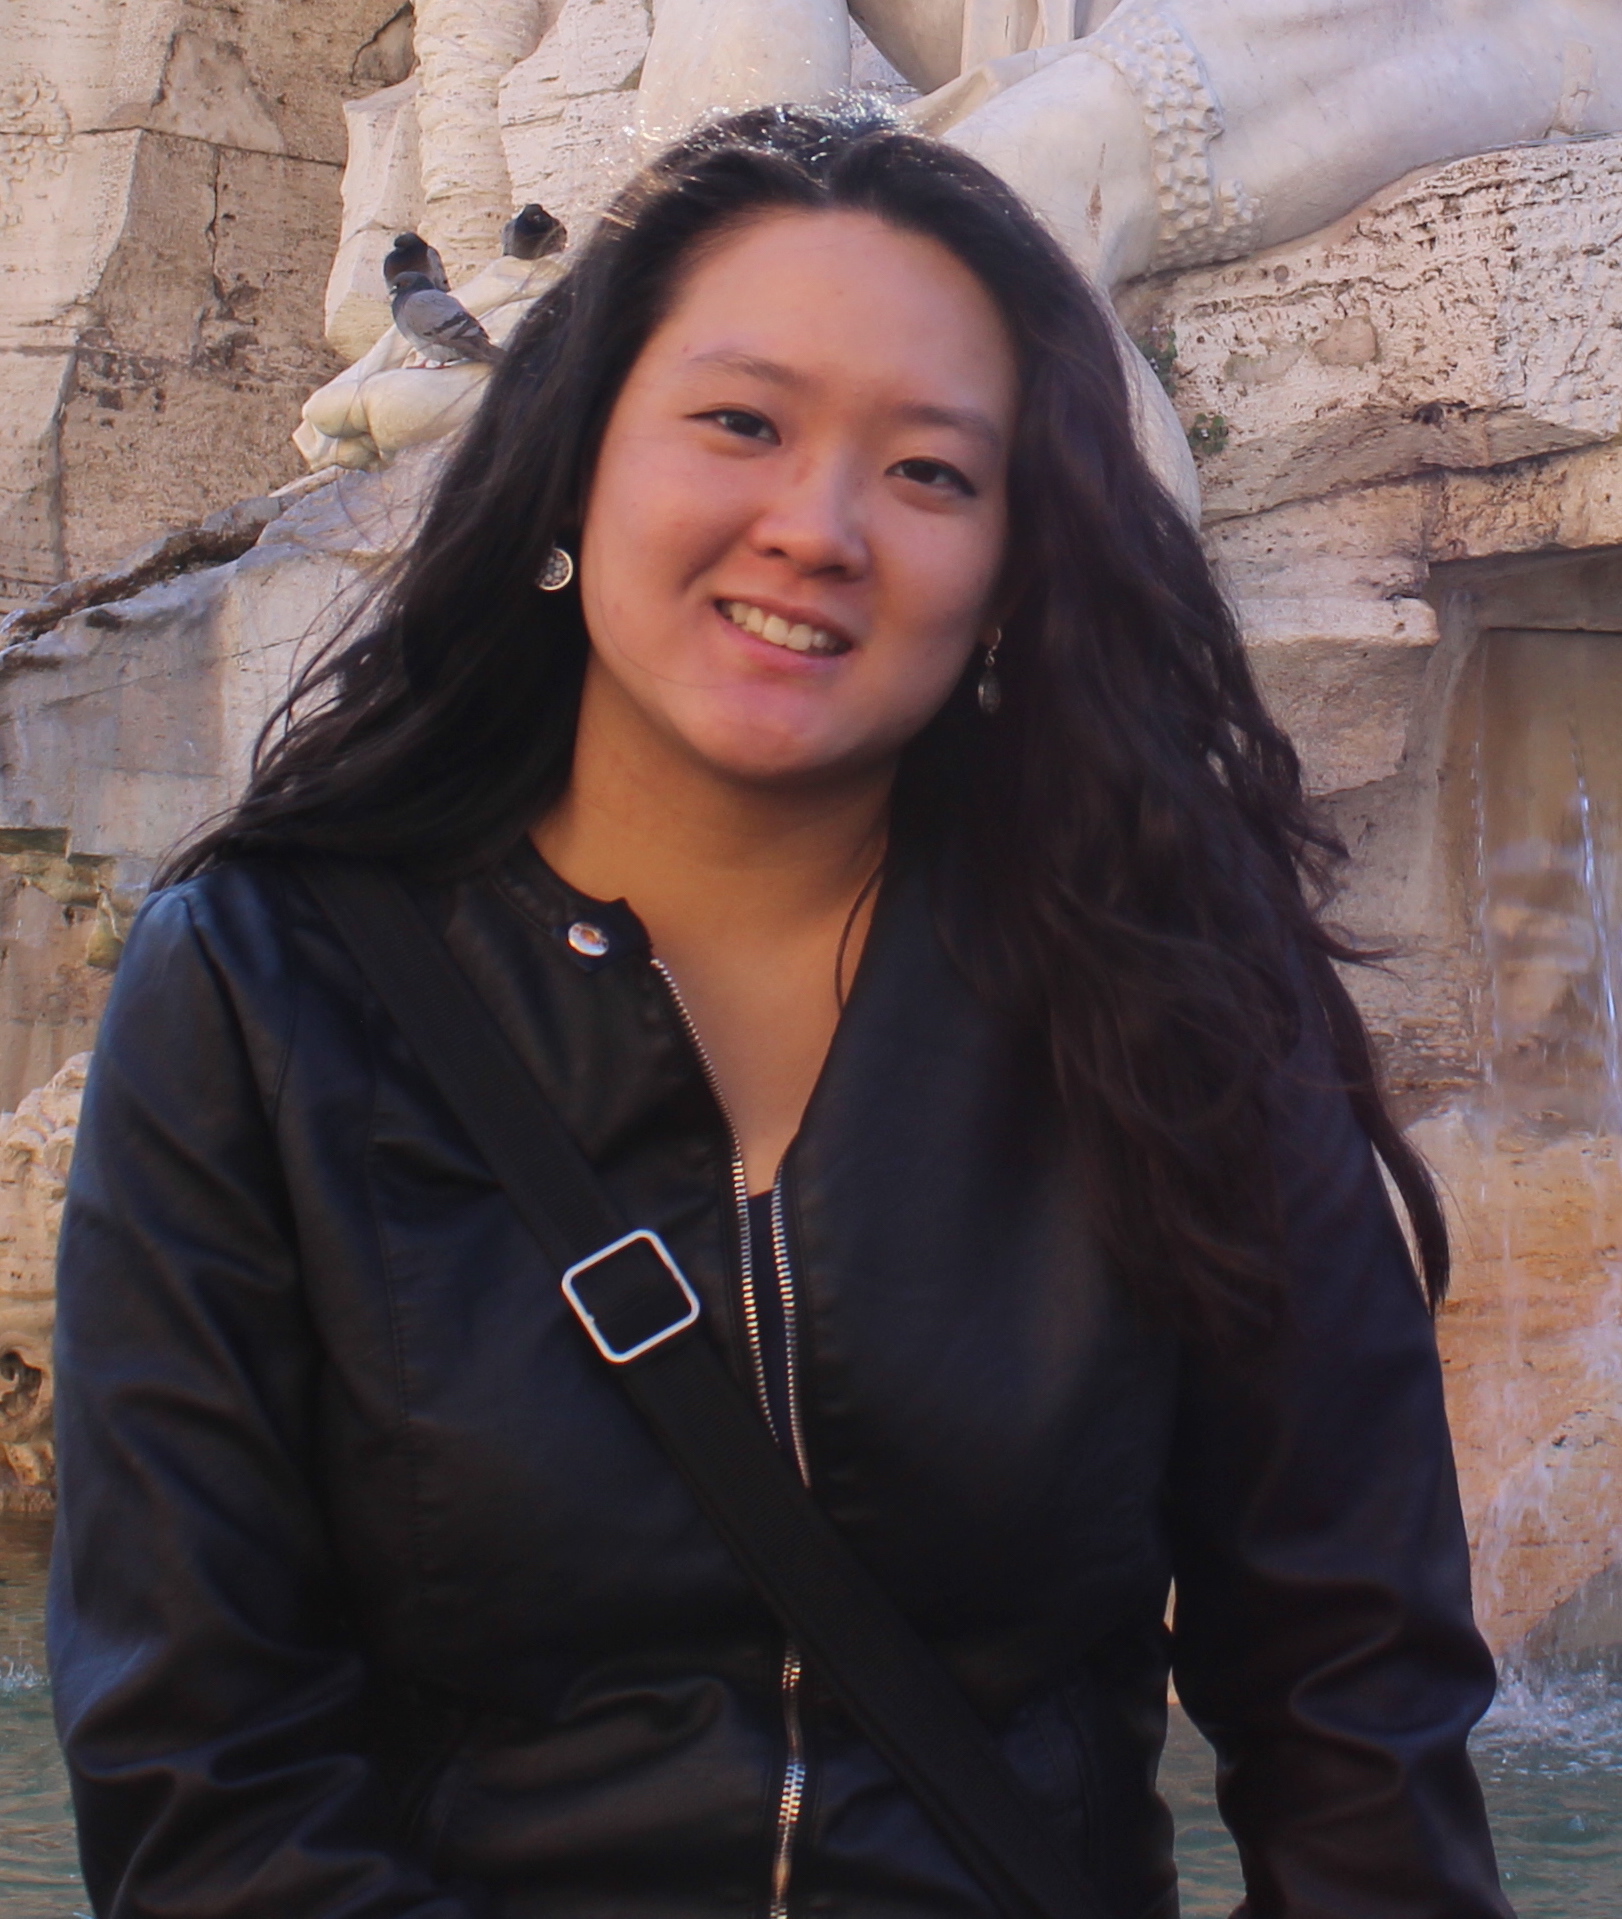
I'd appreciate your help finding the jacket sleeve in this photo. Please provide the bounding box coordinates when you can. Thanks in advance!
[1167,988,1512,1919]
[49,883,478,1919]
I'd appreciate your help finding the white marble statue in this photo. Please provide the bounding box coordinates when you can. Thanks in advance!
[300,0,1622,494]
[295,249,566,473]
[642,1,1622,290]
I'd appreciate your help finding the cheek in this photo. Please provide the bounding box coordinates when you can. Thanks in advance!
[875,505,1006,661]
[585,432,747,591]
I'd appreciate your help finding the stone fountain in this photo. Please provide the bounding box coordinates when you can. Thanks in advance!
[5,0,1622,1670]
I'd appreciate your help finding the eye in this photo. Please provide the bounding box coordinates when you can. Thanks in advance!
[890,456,976,496]
[698,407,779,443]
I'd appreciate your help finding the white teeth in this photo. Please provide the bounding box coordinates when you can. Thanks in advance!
[720,600,842,656]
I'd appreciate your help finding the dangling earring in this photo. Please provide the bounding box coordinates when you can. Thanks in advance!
[537,545,575,592]
[976,629,1003,717]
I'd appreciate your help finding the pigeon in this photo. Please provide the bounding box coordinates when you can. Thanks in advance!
[389,273,505,367]
[502,202,567,261]
[383,231,449,293]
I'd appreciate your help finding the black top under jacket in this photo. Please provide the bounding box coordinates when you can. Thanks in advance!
[49,841,1512,1919]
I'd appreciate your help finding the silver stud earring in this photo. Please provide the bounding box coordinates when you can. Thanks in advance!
[537,545,575,592]
[976,629,1003,717]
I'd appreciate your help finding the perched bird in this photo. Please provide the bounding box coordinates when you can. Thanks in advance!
[389,273,504,367]
[383,231,449,293]
[502,202,567,262]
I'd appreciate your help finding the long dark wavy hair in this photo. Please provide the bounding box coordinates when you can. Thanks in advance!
[165,105,1447,1335]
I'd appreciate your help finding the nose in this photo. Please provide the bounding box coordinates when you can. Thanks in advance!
[746,446,869,579]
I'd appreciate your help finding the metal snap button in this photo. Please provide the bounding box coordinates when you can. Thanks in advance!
[566,920,611,959]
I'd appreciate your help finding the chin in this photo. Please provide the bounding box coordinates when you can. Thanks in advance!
[669,701,850,782]
[685,722,865,789]
[713,746,857,789]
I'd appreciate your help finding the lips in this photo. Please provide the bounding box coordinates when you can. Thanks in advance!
[718,598,849,656]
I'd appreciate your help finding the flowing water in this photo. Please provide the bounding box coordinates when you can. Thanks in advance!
[2,1508,1619,1916]
[0,1518,87,1919]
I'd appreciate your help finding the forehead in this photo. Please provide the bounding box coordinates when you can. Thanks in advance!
[634,207,1019,419]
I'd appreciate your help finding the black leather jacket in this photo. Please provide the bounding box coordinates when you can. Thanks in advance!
[50,844,1510,1919]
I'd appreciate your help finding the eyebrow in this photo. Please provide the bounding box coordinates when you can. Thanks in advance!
[686,350,1006,453]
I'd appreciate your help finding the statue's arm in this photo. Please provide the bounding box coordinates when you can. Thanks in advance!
[1186,0,1622,256]
[941,0,1622,288]
[637,0,855,145]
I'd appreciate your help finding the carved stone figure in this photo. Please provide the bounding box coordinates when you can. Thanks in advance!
[295,249,564,472]
[641,2,1622,293]
[305,0,1622,509]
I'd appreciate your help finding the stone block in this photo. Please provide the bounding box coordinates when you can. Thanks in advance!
[0,0,412,593]
[50,134,342,574]
[1121,136,1622,521]
[0,352,72,606]
[212,148,346,374]
[97,2,415,170]
[0,446,433,907]
[118,27,288,154]
[58,363,316,577]
[0,579,226,866]
[1430,438,1622,566]
[1244,612,1436,794]
[1207,481,1432,606]
[1,118,144,335]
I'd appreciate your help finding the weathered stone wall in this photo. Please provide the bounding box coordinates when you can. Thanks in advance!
[0,0,414,607]
[1126,140,1622,527]
[1118,135,1622,1107]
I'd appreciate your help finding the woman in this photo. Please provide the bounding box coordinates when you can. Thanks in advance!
[50,107,1510,1918]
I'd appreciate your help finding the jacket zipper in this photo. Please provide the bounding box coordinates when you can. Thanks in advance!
[767,1172,811,1919]
[652,961,810,1919]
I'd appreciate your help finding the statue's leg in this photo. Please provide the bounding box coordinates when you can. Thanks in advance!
[636,0,853,146]
[942,0,1622,291]
[845,0,967,95]
[414,0,550,276]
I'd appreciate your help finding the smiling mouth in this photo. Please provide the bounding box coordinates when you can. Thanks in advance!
[718,599,849,657]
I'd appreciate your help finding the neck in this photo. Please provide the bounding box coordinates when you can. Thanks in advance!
[533,676,891,951]
[536,662,893,1188]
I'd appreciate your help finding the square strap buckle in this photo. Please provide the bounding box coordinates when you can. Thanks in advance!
[562,1229,702,1364]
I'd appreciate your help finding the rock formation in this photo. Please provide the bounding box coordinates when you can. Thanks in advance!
[5,0,1622,1659]
[0,1053,85,1510]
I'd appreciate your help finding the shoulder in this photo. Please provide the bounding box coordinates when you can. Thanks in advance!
[118,863,293,1022]
[103,860,344,1114]
[123,857,355,989]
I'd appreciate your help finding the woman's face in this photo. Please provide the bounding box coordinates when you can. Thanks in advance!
[576,208,1019,789]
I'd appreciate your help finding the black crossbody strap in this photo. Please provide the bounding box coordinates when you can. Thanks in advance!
[303,860,1101,1919]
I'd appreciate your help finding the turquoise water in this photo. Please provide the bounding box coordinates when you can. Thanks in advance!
[3,1512,1620,1916]
[0,1518,87,1919]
